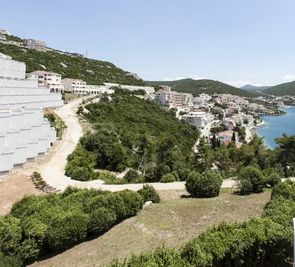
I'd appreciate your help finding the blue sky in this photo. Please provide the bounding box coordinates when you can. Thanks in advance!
[1,0,295,86]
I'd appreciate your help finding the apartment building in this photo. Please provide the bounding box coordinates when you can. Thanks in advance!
[155,86,193,108]
[24,39,47,52]
[62,78,87,92]
[0,53,63,173]
[28,71,64,93]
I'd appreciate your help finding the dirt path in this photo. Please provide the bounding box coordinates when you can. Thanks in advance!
[0,173,44,215]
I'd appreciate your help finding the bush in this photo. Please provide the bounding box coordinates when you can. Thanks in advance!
[138,185,160,203]
[87,208,116,234]
[185,170,223,198]
[118,190,144,217]
[124,169,143,183]
[238,166,265,194]
[0,216,22,255]
[271,180,295,200]
[239,178,253,195]
[46,209,89,250]
[0,252,21,267]
[160,173,176,183]
[266,172,282,187]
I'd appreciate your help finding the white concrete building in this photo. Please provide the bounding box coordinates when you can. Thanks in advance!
[28,71,64,93]
[62,78,87,92]
[24,39,47,52]
[0,53,63,173]
[182,111,214,133]
[155,86,193,108]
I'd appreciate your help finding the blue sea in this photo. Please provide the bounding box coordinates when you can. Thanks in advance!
[256,106,295,149]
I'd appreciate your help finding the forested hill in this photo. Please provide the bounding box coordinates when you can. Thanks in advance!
[67,92,199,182]
[263,81,295,96]
[0,39,144,86]
[147,78,258,97]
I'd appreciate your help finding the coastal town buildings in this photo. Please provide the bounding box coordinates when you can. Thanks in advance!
[0,53,63,173]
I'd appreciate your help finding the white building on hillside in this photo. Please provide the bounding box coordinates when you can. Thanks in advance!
[155,86,193,108]
[24,39,47,52]
[62,78,87,92]
[0,53,63,174]
[182,112,214,137]
[28,71,64,93]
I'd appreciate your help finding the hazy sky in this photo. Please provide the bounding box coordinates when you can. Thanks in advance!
[1,0,295,86]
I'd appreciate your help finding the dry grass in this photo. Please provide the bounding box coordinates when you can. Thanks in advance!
[31,190,270,267]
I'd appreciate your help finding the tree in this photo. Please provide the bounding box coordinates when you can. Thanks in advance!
[185,170,223,198]
[275,134,295,177]
[194,137,214,172]
[238,166,265,194]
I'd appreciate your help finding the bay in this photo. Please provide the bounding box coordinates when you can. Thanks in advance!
[256,106,295,149]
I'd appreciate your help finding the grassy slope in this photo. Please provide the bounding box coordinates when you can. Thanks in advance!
[0,41,144,86]
[264,81,295,96]
[32,190,270,267]
[147,78,258,97]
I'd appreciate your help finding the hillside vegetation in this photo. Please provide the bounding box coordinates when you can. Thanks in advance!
[264,80,295,96]
[110,181,295,267]
[0,42,144,86]
[147,78,257,97]
[66,91,199,182]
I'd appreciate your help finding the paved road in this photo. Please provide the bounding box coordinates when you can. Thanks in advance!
[39,99,294,192]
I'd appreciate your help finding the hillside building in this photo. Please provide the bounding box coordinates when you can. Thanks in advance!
[155,86,192,108]
[0,53,63,174]
[24,39,47,52]
[28,71,64,93]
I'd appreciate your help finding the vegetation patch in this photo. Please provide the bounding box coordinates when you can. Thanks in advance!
[109,181,295,267]
[66,92,199,182]
[0,186,160,265]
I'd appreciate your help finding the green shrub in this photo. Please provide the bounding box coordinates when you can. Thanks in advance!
[160,173,176,183]
[87,208,116,234]
[118,190,144,217]
[0,216,22,255]
[239,178,253,195]
[138,185,160,203]
[238,166,265,194]
[271,180,295,200]
[266,172,282,187]
[185,170,223,198]
[0,252,21,267]
[46,210,89,250]
[65,145,97,181]
[122,169,143,183]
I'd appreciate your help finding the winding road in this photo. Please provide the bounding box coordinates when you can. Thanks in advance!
[38,99,242,192]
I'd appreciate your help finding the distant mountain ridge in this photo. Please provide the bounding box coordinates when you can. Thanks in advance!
[263,81,295,96]
[147,78,258,97]
[241,84,271,91]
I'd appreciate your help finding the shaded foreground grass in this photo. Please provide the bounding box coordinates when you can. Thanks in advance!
[31,190,270,267]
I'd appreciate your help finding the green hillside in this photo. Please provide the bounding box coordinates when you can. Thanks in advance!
[66,91,199,182]
[263,81,295,96]
[147,78,257,97]
[0,41,144,86]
